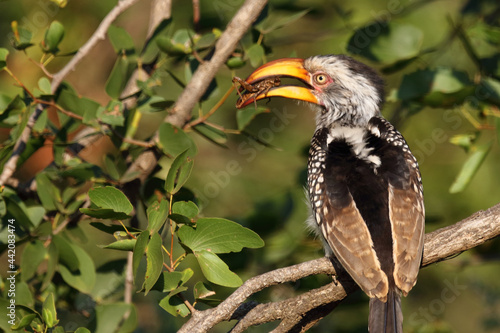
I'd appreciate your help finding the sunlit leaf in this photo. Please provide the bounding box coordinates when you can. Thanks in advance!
[193,123,227,146]
[193,281,215,300]
[164,149,194,195]
[11,313,37,330]
[88,186,133,214]
[172,201,198,219]
[159,288,190,317]
[247,44,265,67]
[107,25,135,54]
[178,218,264,254]
[150,269,193,292]
[226,56,246,69]
[105,55,137,99]
[54,235,96,294]
[75,328,91,333]
[10,22,33,50]
[42,21,64,53]
[90,222,142,235]
[80,208,131,220]
[0,48,8,70]
[147,199,169,234]
[158,123,197,157]
[132,230,149,280]
[195,250,242,287]
[449,143,492,193]
[103,239,137,251]
[42,293,59,328]
[143,232,163,295]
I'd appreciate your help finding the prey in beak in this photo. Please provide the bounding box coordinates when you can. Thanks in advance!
[233,58,320,109]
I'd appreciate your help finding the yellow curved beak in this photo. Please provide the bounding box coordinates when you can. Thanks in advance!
[235,58,319,108]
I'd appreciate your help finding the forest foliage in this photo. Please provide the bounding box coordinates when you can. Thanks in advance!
[0,0,499,332]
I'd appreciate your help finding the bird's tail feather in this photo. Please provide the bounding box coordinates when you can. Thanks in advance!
[368,290,403,333]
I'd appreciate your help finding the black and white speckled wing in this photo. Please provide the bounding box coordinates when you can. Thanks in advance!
[308,128,390,300]
[368,117,425,295]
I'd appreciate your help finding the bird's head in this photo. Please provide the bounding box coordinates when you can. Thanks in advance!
[235,55,385,128]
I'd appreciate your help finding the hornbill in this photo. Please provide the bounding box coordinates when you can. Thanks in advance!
[234,55,425,332]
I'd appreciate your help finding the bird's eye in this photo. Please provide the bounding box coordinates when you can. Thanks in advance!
[313,73,329,85]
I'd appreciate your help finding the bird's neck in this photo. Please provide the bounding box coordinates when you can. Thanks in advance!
[314,102,381,129]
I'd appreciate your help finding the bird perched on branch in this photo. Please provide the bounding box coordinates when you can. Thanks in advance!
[235,55,425,333]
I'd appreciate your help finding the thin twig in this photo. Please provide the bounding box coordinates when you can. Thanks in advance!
[184,85,235,129]
[51,0,142,91]
[0,0,142,187]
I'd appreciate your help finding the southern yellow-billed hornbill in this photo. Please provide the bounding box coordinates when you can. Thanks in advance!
[235,55,425,333]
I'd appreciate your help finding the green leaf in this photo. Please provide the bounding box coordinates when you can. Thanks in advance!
[94,303,137,333]
[193,123,228,146]
[195,250,242,287]
[80,208,132,220]
[107,25,135,54]
[236,106,270,130]
[449,143,492,193]
[54,236,96,294]
[159,288,190,317]
[105,55,137,99]
[156,29,193,55]
[256,9,310,34]
[90,222,141,235]
[42,293,59,328]
[132,230,149,280]
[172,201,198,219]
[42,242,58,290]
[178,218,264,253]
[103,239,137,251]
[396,68,473,107]
[348,22,423,65]
[11,313,37,330]
[141,18,172,63]
[195,32,216,49]
[52,234,79,272]
[43,21,64,53]
[88,186,133,214]
[193,281,215,300]
[97,100,125,126]
[21,240,47,282]
[10,22,33,50]
[226,56,246,69]
[143,232,163,295]
[449,133,477,152]
[56,87,100,122]
[35,173,58,211]
[0,48,8,70]
[75,328,91,333]
[164,149,194,195]
[247,44,265,68]
[147,199,170,234]
[158,123,198,157]
[150,269,193,292]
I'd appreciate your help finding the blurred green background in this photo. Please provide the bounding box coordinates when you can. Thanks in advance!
[1,0,499,332]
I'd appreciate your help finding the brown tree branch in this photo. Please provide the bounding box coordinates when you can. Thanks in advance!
[0,0,142,187]
[179,203,500,333]
[123,0,268,183]
[165,0,268,127]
